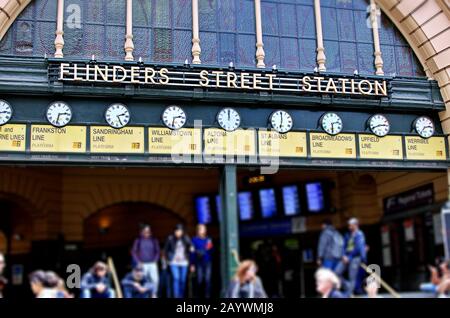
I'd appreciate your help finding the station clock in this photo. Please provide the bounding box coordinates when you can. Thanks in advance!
[414,116,434,139]
[368,114,390,137]
[105,103,130,129]
[320,112,343,135]
[46,101,72,127]
[269,110,293,133]
[162,105,186,130]
[0,100,13,125]
[217,108,241,132]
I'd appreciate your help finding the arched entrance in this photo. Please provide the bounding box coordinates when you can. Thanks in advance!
[83,202,186,276]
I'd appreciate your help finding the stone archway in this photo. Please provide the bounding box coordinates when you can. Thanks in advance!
[0,195,34,255]
[83,201,186,250]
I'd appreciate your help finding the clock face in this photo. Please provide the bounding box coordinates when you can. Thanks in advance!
[217,108,241,132]
[0,100,13,125]
[46,101,72,127]
[105,103,130,128]
[270,110,293,133]
[162,105,186,130]
[414,116,434,138]
[321,112,343,135]
[369,114,390,137]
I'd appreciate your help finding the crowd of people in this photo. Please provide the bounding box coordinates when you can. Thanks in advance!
[0,216,448,299]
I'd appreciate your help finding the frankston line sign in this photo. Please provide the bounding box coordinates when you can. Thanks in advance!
[54,61,389,97]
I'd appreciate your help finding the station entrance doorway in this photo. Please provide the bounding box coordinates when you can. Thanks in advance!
[0,165,447,298]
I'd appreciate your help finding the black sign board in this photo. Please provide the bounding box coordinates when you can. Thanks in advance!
[383,183,434,215]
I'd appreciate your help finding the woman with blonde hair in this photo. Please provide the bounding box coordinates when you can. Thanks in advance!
[315,268,346,298]
[226,260,267,298]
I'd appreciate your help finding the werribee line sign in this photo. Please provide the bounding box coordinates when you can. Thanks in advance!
[54,62,389,97]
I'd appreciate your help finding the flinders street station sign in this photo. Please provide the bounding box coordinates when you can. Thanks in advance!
[54,61,389,97]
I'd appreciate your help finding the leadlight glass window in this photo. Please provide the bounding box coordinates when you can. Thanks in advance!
[0,0,425,77]
[199,0,256,67]
[261,0,317,71]
[320,0,423,76]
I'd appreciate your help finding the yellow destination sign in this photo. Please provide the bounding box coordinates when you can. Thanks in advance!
[204,128,256,156]
[30,125,86,153]
[148,128,202,155]
[258,131,307,157]
[310,133,356,158]
[358,135,403,160]
[405,136,447,160]
[90,126,144,154]
[0,124,26,152]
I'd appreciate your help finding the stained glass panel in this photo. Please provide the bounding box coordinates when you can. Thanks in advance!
[153,28,173,62]
[106,0,126,25]
[199,0,216,31]
[174,0,192,28]
[237,0,255,33]
[324,40,340,72]
[297,5,315,38]
[133,0,152,27]
[199,32,217,64]
[218,1,236,32]
[173,30,192,63]
[261,2,278,36]
[299,38,317,70]
[133,28,152,60]
[340,42,357,74]
[280,38,299,69]
[357,43,375,75]
[237,34,255,67]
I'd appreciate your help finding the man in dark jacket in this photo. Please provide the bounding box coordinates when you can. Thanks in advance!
[121,264,154,298]
[80,261,115,298]
[335,218,367,295]
[164,224,193,298]
[131,224,160,297]
[317,219,343,271]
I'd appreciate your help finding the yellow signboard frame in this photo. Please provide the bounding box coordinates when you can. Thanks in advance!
[30,125,86,153]
[309,132,356,159]
[0,124,26,152]
[405,136,447,161]
[204,128,256,156]
[148,127,202,155]
[90,126,145,154]
[358,134,403,160]
[258,130,307,157]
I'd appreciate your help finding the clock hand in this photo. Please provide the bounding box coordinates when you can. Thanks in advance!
[228,110,230,121]
[420,126,433,133]
[372,124,388,129]
[56,113,61,123]
[117,116,123,126]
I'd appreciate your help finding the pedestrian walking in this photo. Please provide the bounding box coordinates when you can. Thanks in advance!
[335,218,367,295]
[317,219,344,271]
[131,224,160,297]
[190,224,213,298]
[164,224,193,298]
[226,260,267,298]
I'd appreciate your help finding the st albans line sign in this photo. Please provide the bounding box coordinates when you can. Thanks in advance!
[56,62,389,97]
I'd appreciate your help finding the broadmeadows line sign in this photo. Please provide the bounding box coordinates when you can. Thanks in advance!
[56,62,389,97]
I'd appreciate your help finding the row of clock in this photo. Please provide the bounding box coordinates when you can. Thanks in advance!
[0,100,436,139]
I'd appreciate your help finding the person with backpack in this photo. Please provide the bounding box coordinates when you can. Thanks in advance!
[317,219,343,271]
[131,224,160,298]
